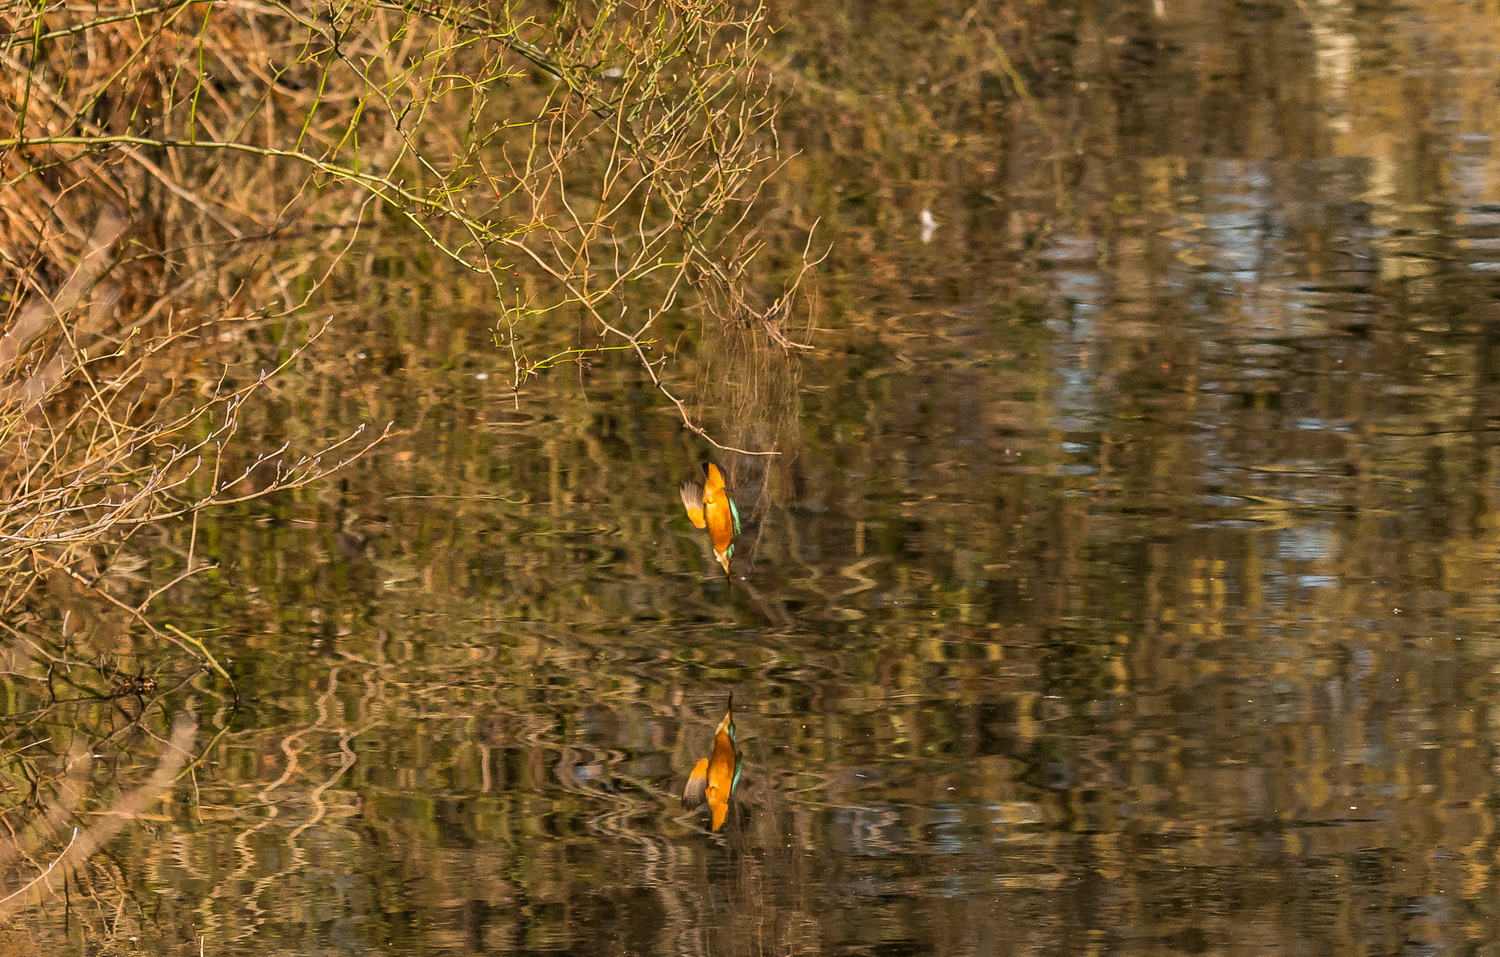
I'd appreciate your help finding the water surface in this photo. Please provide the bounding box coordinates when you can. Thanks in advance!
[7,0,1500,953]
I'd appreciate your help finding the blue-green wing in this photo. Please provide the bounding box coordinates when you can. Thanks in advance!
[730,752,744,796]
[728,494,742,538]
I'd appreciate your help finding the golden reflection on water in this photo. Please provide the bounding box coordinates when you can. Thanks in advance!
[5,0,1500,953]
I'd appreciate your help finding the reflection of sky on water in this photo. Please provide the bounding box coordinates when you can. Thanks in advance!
[922,805,968,856]
[1277,523,1339,562]
[1040,234,1106,329]
[836,803,907,858]
[1173,160,1379,339]
[1456,201,1500,272]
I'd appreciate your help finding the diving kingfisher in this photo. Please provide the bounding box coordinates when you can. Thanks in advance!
[682,696,743,832]
[679,462,741,578]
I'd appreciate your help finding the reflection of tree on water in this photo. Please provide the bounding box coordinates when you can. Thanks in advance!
[0,703,197,925]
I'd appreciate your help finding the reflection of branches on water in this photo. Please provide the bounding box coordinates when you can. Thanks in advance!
[508,695,825,956]
[204,663,372,940]
[0,231,392,674]
[0,310,392,606]
[4,600,1051,952]
[669,309,808,592]
[0,715,196,920]
[0,612,379,942]
[692,311,807,465]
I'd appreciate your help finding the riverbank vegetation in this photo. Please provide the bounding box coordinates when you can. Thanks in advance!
[0,0,804,922]
[2,2,809,654]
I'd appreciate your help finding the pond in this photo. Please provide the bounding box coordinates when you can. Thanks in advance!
[5,0,1500,953]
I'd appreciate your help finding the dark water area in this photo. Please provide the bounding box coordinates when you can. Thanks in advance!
[10,0,1500,954]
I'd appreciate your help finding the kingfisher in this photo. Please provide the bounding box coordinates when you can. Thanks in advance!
[681,695,743,832]
[679,462,741,578]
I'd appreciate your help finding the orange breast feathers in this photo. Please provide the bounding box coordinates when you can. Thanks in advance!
[700,465,736,552]
[680,463,739,549]
[703,731,738,829]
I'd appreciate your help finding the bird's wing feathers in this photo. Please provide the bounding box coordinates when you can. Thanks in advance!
[682,758,710,809]
[679,481,707,529]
